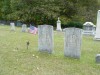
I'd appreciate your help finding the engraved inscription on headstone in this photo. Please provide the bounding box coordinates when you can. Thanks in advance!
[64,28,82,59]
[38,25,53,53]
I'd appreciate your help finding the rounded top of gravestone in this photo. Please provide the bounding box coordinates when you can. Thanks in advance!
[83,22,94,26]
[98,10,100,12]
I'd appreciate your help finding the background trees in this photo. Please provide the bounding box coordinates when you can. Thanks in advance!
[0,0,99,26]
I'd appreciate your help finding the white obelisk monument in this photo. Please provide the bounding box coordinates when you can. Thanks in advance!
[56,17,62,31]
[95,10,100,40]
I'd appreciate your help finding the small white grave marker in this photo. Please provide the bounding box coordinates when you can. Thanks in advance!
[10,22,15,31]
[56,17,62,31]
[83,22,96,35]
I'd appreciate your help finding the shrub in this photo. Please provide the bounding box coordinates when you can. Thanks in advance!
[61,24,66,28]
[65,21,83,29]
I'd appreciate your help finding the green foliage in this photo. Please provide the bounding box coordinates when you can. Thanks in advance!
[65,21,83,29]
[0,0,99,25]
[0,0,11,20]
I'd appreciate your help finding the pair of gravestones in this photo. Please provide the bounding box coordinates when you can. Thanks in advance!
[38,25,82,59]
[10,23,27,32]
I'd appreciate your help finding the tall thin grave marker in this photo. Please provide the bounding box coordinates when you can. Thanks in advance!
[95,10,100,40]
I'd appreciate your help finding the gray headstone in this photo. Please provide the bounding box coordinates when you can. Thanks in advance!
[22,24,27,32]
[10,22,15,31]
[64,28,82,59]
[38,25,54,53]
[96,54,100,63]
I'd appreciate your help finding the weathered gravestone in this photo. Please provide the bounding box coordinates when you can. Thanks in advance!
[95,10,100,40]
[96,54,100,63]
[38,25,53,53]
[64,28,82,59]
[22,24,27,32]
[10,22,15,31]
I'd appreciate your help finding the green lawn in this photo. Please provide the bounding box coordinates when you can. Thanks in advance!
[0,25,100,75]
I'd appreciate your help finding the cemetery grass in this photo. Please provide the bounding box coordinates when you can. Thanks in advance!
[0,25,100,75]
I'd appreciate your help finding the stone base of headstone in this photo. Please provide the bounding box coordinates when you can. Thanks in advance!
[96,54,100,63]
[64,28,82,59]
[94,39,100,41]
[56,29,62,31]
[82,31,95,36]
[38,25,54,54]
[94,37,100,41]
